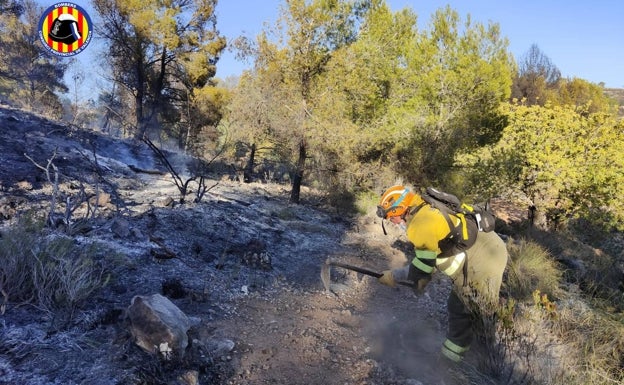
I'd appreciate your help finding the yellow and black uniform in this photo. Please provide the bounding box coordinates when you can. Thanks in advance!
[404,194,469,278]
[379,187,508,363]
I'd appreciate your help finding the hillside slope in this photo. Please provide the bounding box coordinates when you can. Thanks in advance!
[0,105,621,385]
[0,105,461,385]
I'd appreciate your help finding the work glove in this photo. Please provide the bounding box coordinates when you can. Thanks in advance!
[408,264,432,295]
[414,276,432,295]
[378,269,396,287]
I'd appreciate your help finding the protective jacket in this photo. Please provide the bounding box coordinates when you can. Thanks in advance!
[404,197,467,277]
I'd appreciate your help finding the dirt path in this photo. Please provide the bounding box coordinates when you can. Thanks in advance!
[201,231,455,385]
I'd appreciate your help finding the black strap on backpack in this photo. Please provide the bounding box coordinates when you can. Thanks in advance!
[461,253,469,287]
[420,187,480,258]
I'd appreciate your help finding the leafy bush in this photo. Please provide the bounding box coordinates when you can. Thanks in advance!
[456,103,624,231]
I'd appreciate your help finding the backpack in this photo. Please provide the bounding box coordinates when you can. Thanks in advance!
[420,187,497,257]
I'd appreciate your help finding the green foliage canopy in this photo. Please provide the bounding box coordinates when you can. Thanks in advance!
[354,5,514,186]
[457,103,624,230]
[230,0,367,202]
[229,1,515,201]
[549,77,619,115]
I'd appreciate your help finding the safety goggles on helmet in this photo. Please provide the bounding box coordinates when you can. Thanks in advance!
[376,205,389,218]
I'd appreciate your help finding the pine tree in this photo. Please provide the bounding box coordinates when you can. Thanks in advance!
[93,0,226,141]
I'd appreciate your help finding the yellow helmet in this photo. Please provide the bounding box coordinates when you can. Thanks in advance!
[377,185,416,219]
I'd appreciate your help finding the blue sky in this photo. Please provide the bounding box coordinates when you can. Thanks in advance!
[215,0,624,88]
[34,0,623,92]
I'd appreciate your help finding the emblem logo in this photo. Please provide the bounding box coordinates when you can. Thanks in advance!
[38,2,92,57]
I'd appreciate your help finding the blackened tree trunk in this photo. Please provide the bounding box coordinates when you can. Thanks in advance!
[290,139,307,204]
[134,58,147,139]
[244,143,256,183]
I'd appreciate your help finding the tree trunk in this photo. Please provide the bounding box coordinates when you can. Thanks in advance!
[134,60,146,139]
[139,47,168,141]
[290,139,306,204]
[135,93,146,139]
[244,143,256,183]
[528,205,548,231]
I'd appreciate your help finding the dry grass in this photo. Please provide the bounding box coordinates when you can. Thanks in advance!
[504,238,563,301]
[0,216,108,319]
[481,237,624,385]
[549,300,624,384]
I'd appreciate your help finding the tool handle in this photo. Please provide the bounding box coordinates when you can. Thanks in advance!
[328,260,382,277]
[327,261,414,288]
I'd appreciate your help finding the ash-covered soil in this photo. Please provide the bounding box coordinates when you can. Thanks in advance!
[0,106,493,385]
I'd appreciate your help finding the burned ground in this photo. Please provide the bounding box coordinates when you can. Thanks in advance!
[0,105,547,385]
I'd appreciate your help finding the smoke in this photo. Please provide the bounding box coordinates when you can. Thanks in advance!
[365,313,445,379]
[95,136,193,177]
[362,281,455,384]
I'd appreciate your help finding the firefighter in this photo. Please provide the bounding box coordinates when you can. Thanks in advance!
[375,185,508,363]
